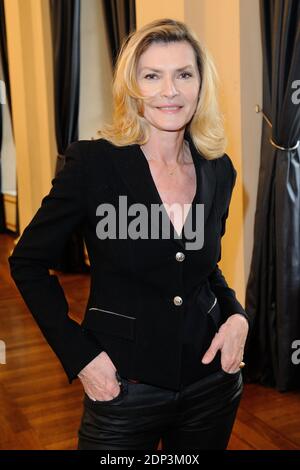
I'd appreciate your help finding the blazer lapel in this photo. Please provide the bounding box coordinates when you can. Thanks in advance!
[109,132,216,249]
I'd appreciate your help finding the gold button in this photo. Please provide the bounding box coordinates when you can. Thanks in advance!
[175,252,185,262]
[173,296,183,306]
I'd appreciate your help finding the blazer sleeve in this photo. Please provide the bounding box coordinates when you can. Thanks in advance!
[8,141,104,383]
[208,155,252,331]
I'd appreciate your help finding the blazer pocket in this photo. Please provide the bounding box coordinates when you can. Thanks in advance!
[207,296,222,330]
[81,307,136,341]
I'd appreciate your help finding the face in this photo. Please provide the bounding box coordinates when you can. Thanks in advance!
[136,41,201,133]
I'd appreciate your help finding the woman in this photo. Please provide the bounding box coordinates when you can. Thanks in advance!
[9,18,250,450]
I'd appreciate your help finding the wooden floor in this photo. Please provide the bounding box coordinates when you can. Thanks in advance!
[1,232,300,450]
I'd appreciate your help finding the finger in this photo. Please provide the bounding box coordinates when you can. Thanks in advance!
[201,337,221,364]
[90,381,121,401]
[220,344,244,372]
[85,389,97,401]
[222,365,240,373]
[221,356,243,373]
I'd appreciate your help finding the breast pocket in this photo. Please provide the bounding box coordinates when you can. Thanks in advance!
[81,306,136,341]
[206,295,222,331]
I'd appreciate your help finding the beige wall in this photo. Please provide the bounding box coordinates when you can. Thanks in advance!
[240,0,262,282]
[4,0,56,234]
[0,57,16,195]
[136,0,184,25]
[4,0,114,233]
[136,0,262,307]
[79,0,113,140]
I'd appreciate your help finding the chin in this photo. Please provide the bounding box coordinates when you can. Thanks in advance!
[157,123,188,132]
[149,118,187,131]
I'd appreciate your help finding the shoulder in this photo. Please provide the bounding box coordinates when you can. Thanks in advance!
[214,153,236,175]
[64,138,123,172]
[214,153,237,189]
[64,138,132,187]
[65,138,117,158]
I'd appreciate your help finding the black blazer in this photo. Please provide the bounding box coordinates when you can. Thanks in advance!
[8,133,250,390]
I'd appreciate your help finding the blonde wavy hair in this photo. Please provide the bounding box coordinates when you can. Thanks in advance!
[98,18,227,160]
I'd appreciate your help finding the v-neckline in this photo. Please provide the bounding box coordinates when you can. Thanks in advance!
[136,139,199,239]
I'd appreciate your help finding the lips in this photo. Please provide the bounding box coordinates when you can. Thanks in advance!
[156,106,183,113]
[157,106,183,109]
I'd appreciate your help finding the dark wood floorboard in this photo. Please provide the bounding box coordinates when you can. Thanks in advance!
[0,233,299,450]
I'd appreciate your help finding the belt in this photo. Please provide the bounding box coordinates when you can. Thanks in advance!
[127,378,140,383]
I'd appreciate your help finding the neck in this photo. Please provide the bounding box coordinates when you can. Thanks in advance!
[141,129,188,165]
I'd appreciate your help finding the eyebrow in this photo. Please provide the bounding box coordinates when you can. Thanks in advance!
[139,65,194,73]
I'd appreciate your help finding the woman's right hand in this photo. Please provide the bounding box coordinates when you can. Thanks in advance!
[77,351,121,401]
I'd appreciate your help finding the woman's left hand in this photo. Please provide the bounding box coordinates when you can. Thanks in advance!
[201,314,249,373]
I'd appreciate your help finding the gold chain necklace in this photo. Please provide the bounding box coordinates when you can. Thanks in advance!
[166,164,178,176]
[142,141,188,176]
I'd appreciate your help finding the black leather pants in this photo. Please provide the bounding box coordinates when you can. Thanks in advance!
[77,369,243,450]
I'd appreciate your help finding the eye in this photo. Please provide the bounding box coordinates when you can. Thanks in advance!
[180,72,193,79]
[144,73,158,80]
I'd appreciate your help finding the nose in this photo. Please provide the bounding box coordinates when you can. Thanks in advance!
[160,76,179,98]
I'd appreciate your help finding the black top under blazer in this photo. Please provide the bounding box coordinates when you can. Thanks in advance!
[8,132,251,391]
